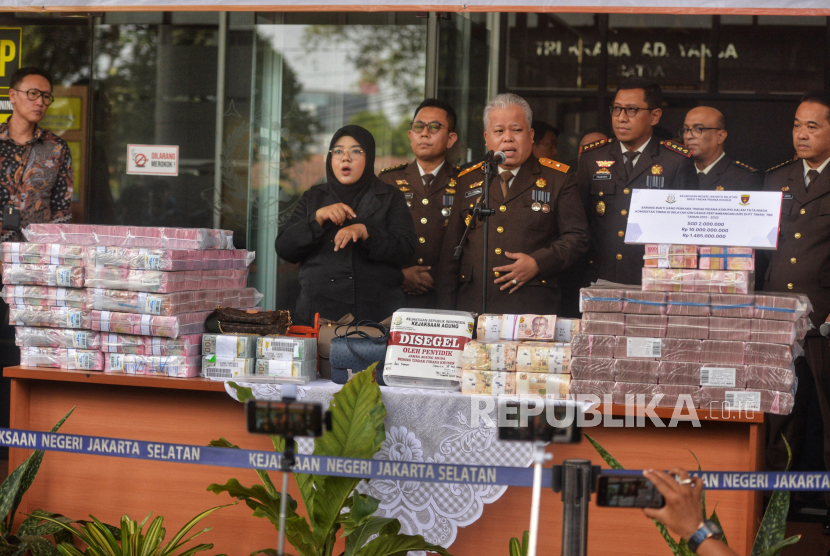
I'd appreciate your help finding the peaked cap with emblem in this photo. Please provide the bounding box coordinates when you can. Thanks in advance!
[661,140,692,158]
[380,162,408,174]
[766,158,799,173]
[579,138,613,154]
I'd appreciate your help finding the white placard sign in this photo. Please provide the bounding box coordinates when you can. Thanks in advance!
[126,144,179,176]
[625,189,783,249]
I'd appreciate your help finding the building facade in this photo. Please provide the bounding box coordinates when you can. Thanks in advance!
[6,11,828,310]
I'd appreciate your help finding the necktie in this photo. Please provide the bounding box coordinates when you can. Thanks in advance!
[806,169,820,188]
[422,173,434,192]
[500,171,513,198]
[623,152,637,181]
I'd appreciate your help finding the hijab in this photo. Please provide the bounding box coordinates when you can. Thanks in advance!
[326,125,377,209]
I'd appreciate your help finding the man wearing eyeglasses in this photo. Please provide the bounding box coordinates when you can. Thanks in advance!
[576,77,697,286]
[682,106,763,191]
[380,98,460,309]
[0,67,72,243]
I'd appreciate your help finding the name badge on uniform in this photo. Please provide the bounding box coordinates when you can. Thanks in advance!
[404,192,414,199]
[465,188,482,198]
[783,193,794,200]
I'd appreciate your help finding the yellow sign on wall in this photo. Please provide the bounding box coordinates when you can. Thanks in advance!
[0,28,21,96]
[41,96,82,131]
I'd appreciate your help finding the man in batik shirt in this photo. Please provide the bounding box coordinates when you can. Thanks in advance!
[0,66,73,242]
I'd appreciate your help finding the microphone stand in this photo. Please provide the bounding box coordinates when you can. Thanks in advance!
[454,153,497,316]
[479,157,496,316]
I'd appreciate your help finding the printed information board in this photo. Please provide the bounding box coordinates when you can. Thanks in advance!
[126,144,179,176]
[625,189,783,249]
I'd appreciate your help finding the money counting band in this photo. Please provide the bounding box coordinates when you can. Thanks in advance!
[3,427,830,491]
[588,295,792,313]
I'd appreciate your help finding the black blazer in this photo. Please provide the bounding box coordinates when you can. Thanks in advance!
[275,180,417,326]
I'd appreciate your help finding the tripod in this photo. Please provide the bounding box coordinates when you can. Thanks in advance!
[527,454,599,556]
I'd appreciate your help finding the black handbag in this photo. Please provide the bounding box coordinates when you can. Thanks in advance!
[329,320,389,385]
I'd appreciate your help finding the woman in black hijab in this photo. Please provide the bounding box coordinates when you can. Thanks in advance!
[276,125,417,326]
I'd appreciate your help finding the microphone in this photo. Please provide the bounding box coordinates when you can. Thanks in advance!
[821,319,830,337]
[484,150,507,164]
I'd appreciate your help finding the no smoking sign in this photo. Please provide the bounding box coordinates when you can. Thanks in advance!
[126,144,179,176]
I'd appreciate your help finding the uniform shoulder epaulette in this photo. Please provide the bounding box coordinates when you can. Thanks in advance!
[380,162,408,174]
[766,158,798,173]
[661,140,692,158]
[579,138,612,154]
[732,160,759,173]
[458,161,485,177]
[539,158,569,173]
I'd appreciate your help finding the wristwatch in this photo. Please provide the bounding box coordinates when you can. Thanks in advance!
[687,520,723,553]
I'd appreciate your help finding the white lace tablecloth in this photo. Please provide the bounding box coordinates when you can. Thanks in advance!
[224,379,534,552]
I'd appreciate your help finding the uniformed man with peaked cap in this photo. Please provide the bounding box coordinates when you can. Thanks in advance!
[763,92,830,526]
[576,78,698,286]
[682,106,763,191]
[436,93,589,315]
[380,99,460,309]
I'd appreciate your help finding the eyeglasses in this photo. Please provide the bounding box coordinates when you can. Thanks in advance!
[679,126,723,138]
[411,121,447,134]
[13,88,54,106]
[330,148,365,160]
[610,105,651,118]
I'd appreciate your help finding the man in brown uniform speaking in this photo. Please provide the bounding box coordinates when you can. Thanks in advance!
[380,99,459,309]
[436,93,589,315]
[763,92,830,522]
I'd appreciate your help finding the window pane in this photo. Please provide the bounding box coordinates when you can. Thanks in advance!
[506,13,601,90]
[607,14,714,92]
[719,18,826,93]
[250,15,427,309]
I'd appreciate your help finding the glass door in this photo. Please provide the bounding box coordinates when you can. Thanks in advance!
[249,12,428,311]
[438,13,489,165]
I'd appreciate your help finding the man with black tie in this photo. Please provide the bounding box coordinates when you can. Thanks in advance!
[763,91,830,530]
[381,99,459,309]
[576,78,697,285]
[682,106,763,191]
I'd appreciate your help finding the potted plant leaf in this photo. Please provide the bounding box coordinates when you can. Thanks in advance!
[208,364,452,556]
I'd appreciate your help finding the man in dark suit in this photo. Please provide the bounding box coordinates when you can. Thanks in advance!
[380,99,460,309]
[682,106,763,191]
[576,78,698,286]
[763,91,830,528]
[436,93,589,315]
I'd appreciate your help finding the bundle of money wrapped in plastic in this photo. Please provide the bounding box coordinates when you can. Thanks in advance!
[459,313,581,398]
[6,224,261,377]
